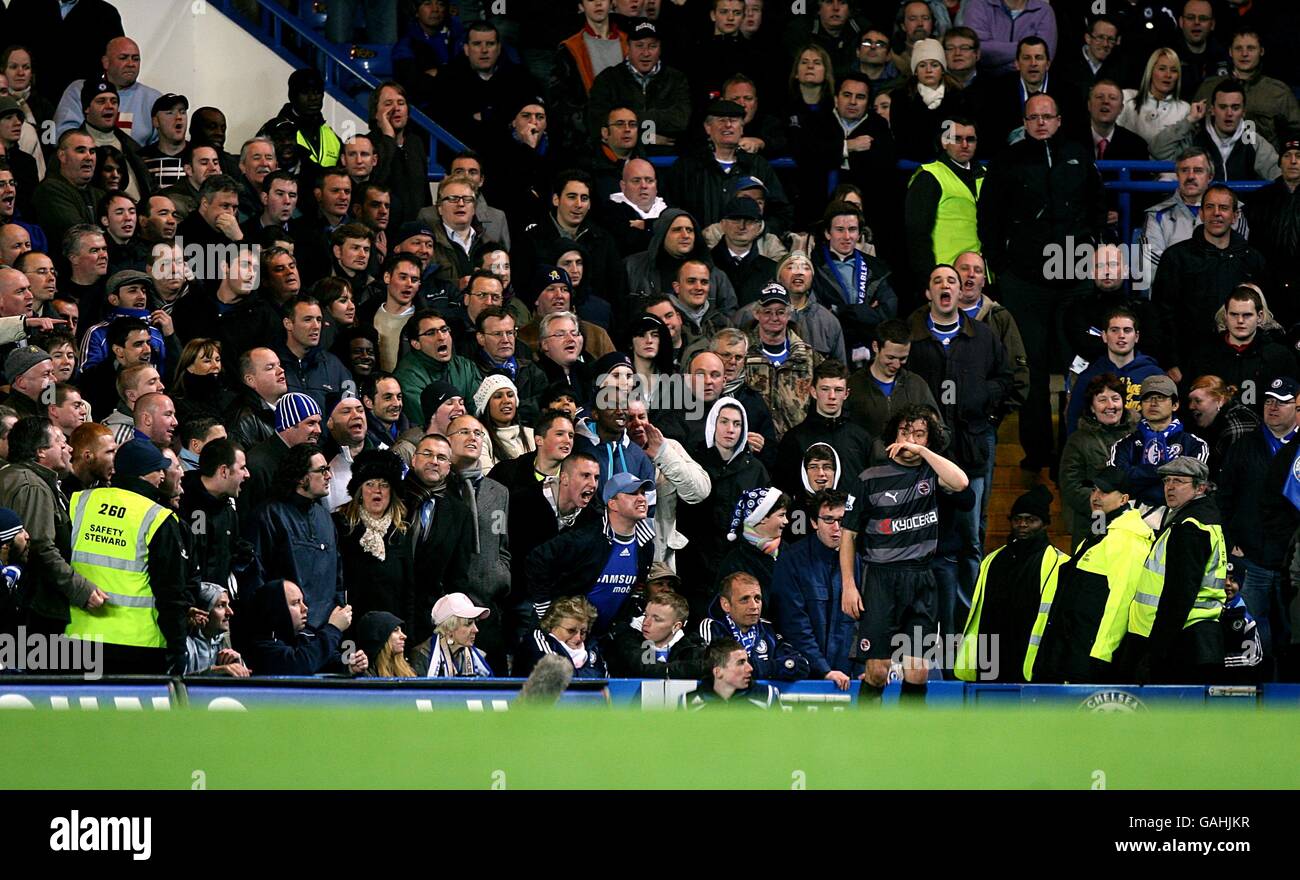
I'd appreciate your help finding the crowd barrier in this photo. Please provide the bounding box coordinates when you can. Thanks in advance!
[0,676,1288,712]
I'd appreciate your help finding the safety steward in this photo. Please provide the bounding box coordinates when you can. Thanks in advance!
[1124,456,1227,683]
[1030,466,1153,683]
[65,439,190,674]
[956,485,1067,683]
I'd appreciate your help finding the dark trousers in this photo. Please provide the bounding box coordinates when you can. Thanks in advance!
[997,273,1090,467]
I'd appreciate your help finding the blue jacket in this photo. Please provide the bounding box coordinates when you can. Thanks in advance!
[80,306,168,373]
[512,628,608,679]
[274,341,354,412]
[698,602,810,681]
[1108,418,1210,509]
[1065,351,1164,435]
[248,494,346,629]
[768,534,856,678]
[578,432,658,518]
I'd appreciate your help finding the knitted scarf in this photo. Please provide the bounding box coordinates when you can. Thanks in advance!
[917,82,946,110]
[357,508,392,561]
[743,521,780,557]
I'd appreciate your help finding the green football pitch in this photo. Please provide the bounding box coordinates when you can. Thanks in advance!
[3,707,1297,789]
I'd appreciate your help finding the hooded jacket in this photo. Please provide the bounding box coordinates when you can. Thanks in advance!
[676,397,770,599]
[1150,227,1270,371]
[234,578,348,676]
[622,207,739,316]
[773,405,874,501]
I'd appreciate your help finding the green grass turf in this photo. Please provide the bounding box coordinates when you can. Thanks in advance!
[2,706,1298,789]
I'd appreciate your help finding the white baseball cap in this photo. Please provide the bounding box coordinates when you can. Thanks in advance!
[431,592,490,626]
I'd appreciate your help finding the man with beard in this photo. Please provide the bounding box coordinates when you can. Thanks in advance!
[956,485,1067,683]
[401,432,474,646]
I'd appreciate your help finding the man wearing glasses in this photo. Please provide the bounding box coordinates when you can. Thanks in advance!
[452,268,507,353]
[427,175,483,286]
[467,304,548,426]
[979,91,1104,475]
[392,308,479,429]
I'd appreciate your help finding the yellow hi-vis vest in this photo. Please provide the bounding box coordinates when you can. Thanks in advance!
[909,160,983,267]
[1129,516,1227,637]
[1025,506,1153,680]
[955,541,1068,682]
[297,123,342,170]
[65,488,174,649]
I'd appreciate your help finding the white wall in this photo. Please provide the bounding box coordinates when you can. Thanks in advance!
[116,0,365,149]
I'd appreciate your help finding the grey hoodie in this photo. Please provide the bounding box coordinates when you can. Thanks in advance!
[623,207,739,316]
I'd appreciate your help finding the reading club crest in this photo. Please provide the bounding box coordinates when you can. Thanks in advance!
[917,479,932,496]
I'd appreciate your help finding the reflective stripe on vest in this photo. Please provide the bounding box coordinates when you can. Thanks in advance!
[296,124,342,170]
[955,546,1064,682]
[65,488,173,649]
[910,160,983,267]
[1129,516,1226,638]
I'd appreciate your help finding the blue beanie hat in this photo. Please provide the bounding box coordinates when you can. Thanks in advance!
[275,392,322,432]
[0,507,23,543]
[115,439,169,478]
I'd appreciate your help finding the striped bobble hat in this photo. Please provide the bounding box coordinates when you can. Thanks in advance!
[0,507,22,543]
[727,486,782,541]
[275,392,322,432]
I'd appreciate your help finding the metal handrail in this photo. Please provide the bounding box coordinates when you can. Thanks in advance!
[209,0,464,178]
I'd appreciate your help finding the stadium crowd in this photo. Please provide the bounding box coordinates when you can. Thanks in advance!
[0,0,1297,704]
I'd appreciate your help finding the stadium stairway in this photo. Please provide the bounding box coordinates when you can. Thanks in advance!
[985,374,1073,554]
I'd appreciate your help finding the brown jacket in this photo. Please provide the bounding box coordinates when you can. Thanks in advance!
[0,460,96,621]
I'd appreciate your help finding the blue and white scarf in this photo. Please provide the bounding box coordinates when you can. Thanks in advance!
[821,245,869,306]
[725,613,759,655]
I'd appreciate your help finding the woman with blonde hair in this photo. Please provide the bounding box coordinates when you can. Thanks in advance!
[355,611,417,678]
[334,450,414,624]
[1117,47,1189,145]
[1185,374,1260,479]
[513,596,607,678]
[414,593,494,677]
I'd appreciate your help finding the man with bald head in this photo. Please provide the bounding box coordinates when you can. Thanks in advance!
[55,36,162,146]
[601,157,667,256]
[132,391,178,447]
[0,224,31,267]
[0,266,61,349]
[979,91,1105,473]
